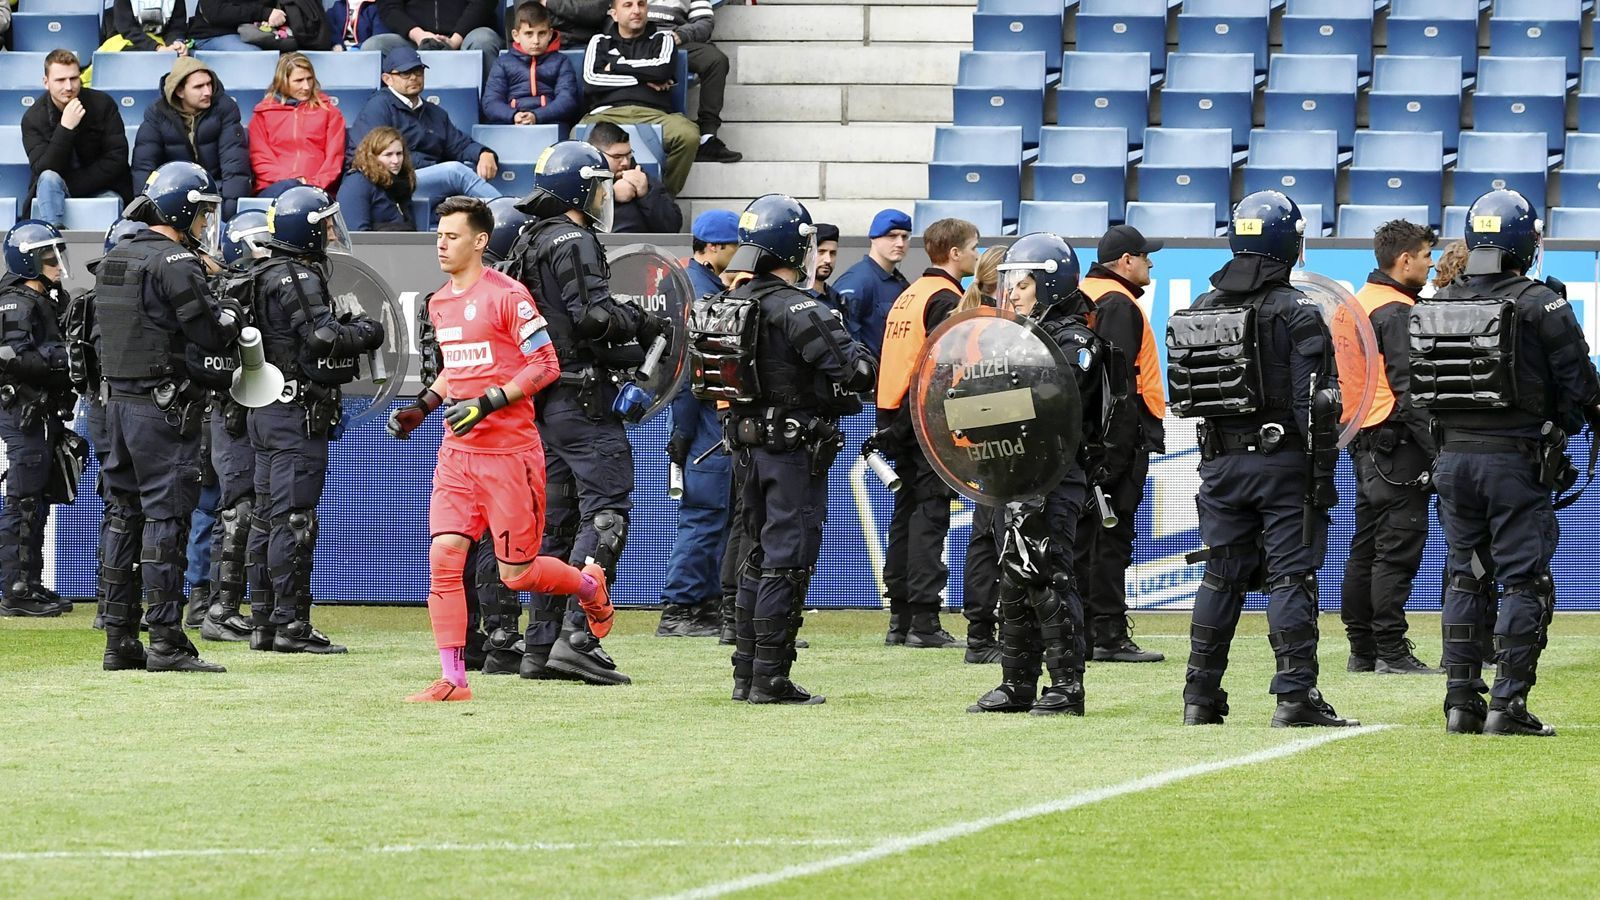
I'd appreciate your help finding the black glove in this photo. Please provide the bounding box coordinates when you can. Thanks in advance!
[666,431,690,467]
[444,387,510,437]
[637,312,669,348]
[353,317,386,352]
[387,389,443,439]
[217,296,246,327]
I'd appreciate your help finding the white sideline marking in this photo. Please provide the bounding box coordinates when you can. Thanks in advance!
[0,838,860,863]
[662,725,1394,900]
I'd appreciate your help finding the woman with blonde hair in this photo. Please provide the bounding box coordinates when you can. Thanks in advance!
[248,52,346,197]
[960,245,1007,311]
[337,126,418,231]
[1432,239,1468,290]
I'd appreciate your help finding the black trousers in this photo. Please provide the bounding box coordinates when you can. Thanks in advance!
[1340,444,1430,658]
[684,42,728,135]
[882,445,952,619]
[963,503,1000,638]
[732,446,826,678]
[1073,451,1149,636]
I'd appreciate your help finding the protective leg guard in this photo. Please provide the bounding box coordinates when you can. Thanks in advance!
[103,623,147,672]
[247,516,276,650]
[146,625,226,673]
[204,498,253,642]
[0,497,57,617]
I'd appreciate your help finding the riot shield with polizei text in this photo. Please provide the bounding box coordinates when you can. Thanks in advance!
[607,243,693,424]
[910,307,1083,506]
[326,252,410,426]
[1291,270,1379,448]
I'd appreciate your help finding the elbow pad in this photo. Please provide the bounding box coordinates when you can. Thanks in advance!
[307,324,338,356]
[844,356,877,393]
[575,304,614,341]
[0,346,50,383]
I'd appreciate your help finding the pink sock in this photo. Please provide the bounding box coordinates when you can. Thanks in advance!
[578,572,600,601]
[440,647,467,688]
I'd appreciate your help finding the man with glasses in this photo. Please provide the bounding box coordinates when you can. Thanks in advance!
[586,121,682,234]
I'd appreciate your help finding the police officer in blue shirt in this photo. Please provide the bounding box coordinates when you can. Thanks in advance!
[833,208,910,357]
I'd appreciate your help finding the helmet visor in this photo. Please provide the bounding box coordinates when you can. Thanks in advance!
[193,200,222,258]
[795,226,819,287]
[21,238,71,283]
[310,203,354,256]
[581,166,614,234]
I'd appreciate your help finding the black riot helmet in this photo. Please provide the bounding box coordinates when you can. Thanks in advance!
[998,232,1080,310]
[1463,189,1542,274]
[485,196,532,264]
[1228,190,1305,265]
[726,193,818,284]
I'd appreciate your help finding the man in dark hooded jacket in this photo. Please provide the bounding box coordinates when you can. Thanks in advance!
[131,56,251,218]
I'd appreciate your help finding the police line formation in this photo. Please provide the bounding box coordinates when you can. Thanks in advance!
[1,140,1595,735]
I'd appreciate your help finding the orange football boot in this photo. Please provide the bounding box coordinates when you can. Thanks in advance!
[404,679,473,702]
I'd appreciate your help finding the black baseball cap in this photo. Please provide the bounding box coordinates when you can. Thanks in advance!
[1096,224,1163,263]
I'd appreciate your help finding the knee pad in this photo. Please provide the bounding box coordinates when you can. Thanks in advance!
[218,497,253,554]
[589,508,628,570]
[287,509,318,554]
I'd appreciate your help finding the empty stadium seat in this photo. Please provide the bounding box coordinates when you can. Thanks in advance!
[1298,202,1325,236]
[1017,200,1110,236]
[954,51,1047,146]
[1032,126,1127,222]
[972,0,1065,72]
[1242,129,1337,229]
[62,197,122,232]
[0,201,15,230]
[1454,132,1549,206]
[1336,204,1433,237]
[1348,130,1445,224]
[1441,204,1468,238]
[473,124,563,197]
[0,52,49,126]
[236,197,273,213]
[0,127,32,220]
[1547,207,1600,238]
[1281,0,1374,75]
[10,7,101,60]
[1124,201,1218,237]
[90,52,171,123]
[1263,53,1357,149]
[929,125,1024,222]
[1557,133,1600,208]
[1473,56,1568,153]
[1135,127,1233,224]
[1175,0,1270,73]
[1385,0,1480,77]
[1074,0,1169,74]
[912,199,1005,235]
[1581,58,1600,134]
[418,51,483,134]
[1159,53,1257,148]
[1056,52,1151,146]
[299,51,381,124]
[1368,55,1464,152]
[1488,0,1583,78]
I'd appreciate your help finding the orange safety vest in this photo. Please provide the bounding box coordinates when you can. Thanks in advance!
[876,274,956,410]
[1354,280,1415,429]
[1079,275,1167,419]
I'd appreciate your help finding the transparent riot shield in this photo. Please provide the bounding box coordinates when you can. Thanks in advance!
[608,244,694,425]
[1292,270,1380,448]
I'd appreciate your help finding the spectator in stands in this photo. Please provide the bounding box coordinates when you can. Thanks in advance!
[647,0,739,163]
[362,0,505,80]
[1432,239,1468,291]
[587,121,681,234]
[109,0,191,54]
[187,1,296,52]
[347,47,501,203]
[547,0,608,45]
[338,126,417,231]
[326,0,385,51]
[483,3,580,136]
[0,7,9,43]
[579,0,700,195]
[21,50,134,228]
[131,56,251,217]
[958,244,1005,312]
[248,53,346,198]
[834,208,912,357]
[808,222,844,318]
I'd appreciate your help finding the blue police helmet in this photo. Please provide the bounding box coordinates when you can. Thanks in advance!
[103,217,149,255]
[1228,190,1305,265]
[518,141,614,232]
[3,219,68,281]
[486,196,532,263]
[726,193,817,278]
[1464,189,1542,273]
[267,185,350,257]
[998,231,1080,307]
[138,161,223,237]
[222,209,270,268]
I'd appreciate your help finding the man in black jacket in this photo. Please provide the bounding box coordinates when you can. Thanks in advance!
[131,56,251,219]
[546,0,608,45]
[361,0,505,79]
[110,0,191,52]
[188,1,292,51]
[587,121,682,233]
[22,50,133,229]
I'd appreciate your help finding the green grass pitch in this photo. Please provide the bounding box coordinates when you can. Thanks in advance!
[4,607,1599,898]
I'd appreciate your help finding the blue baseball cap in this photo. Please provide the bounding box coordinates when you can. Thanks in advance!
[692,209,739,244]
[383,47,429,74]
[868,208,912,239]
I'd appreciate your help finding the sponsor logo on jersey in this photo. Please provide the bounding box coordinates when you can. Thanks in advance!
[443,341,492,368]
[516,300,536,321]
[437,326,463,342]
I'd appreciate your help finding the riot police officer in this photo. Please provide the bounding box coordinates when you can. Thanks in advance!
[245,185,384,654]
[0,221,76,617]
[505,141,660,685]
[94,161,241,672]
[1170,190,1357,728]
[688,193,876,704]
[1420,189,1600,736]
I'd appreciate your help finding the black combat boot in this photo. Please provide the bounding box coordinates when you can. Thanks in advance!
[748,673,824,705]
[731,656,752,702]
[273,618,348,654]
[249,587,276,651]
[1444,690,1488,735]
[0,588,59,617]
[656,602,720,637]
[969,655,1038,713]
[201,600,252,642]
[30,584,72,615]
[884,600,908,645]
[1484,696,1556,737]
[146,625,226,673]
[904,611,964,648]
[483,627,523,675]
[183,584,210,628]
[1376,638,1443,675]
[103,624,147,671]
[1271,688,1359,728]
[718,593,737,645]
[964,622,1001,664]
[1030,670,1085,716]
[1091,616,1165,662]
[519,642,561,679]
[1346,633,1377,672]
[461,630,488,671]
[1183,703,1227,725]
[546,631,631,685]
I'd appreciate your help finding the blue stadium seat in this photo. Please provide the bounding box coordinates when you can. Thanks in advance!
[1242,129,1337,229]
[1074,0,1169,74]
[912,199,1005,236]
[954,51,1047,146]
[0,52,50,126]
[1175,0,1271,73]
[236,197,273,213]
[10,12,101,60]
[62,197,123,232]
[929,125,1024,223]
[0,201,16,230]
[125,126,138,163]
[0,127,32,220]
[1298,202,1325,237]
[1368,55,1464,152]
[1558,133,1600,208]
[1124,201,1218,237]
[1336,204,1433,237]
[299,51,381,125]
[1348,130,1445,225]
[1056,52,1151,146]
[1441,204,1468,238]
[419,51,483,133]
[1547,207,1600,238]
[195,52,279,127]
[472,124,562,197]
[973,0,1065,72]
[1281,0,1374,75]
[1454,132,1549,206]
[1385,0,1480,77]
[1159,53,1257,149]
[1263,53,1357,149]
[1135,127,1233,224]
[568,122,664,182]
[90,52,171,123]
[1017,200,1110,237]
[1488,0,1582,78]
[1032,126,1127,222]
[1473,56,1568,154]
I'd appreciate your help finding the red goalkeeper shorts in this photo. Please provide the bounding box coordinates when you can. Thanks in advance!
[429,442,547,564]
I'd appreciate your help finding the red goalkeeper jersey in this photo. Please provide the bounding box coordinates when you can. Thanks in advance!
[427,268,553,454]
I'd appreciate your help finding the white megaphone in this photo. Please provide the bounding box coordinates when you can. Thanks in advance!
[229,326,286,408]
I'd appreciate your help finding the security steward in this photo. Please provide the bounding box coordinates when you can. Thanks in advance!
[0,221,76,618]
[246,185,384,654]
[1341,219,1442,675]
[1074,224,1167,663]
[94,161,241,673]
[872,217,979,649]
[690,192,876,704]
[506,140,662,685]
[1422,189,1600,736]
[1170,190,1357,728]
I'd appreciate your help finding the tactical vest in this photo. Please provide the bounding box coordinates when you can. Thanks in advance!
[876,274,946,410]
[62,286,99,392]
[1044,310,1125,464]
[1166,303,1263,418]
[689,282,779,404]
[1354,281,1414,428]
[187,268,250,390]
[1081,274,1166,419]
[256,258,359,387]
[505,217,608,372]
[94,241,180,380]
[1409,281,1540,414]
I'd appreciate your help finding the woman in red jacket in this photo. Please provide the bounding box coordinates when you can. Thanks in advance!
[248,52,347,198]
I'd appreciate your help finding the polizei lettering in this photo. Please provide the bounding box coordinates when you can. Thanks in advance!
[964,437,1026,461]
[957,356,1012,381]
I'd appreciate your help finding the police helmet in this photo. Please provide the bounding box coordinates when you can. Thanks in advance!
[1464,189,1542,274]
[102,217,148,255]
[486,196,532,264]
[518,141,614,233]
[3,219,70,282]
[134,161,223,251]
[726,193,818,284]
[1228,190,1305,265]
[266,185,352,257]
[998,232,1080,309]
[222,209,270,268]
